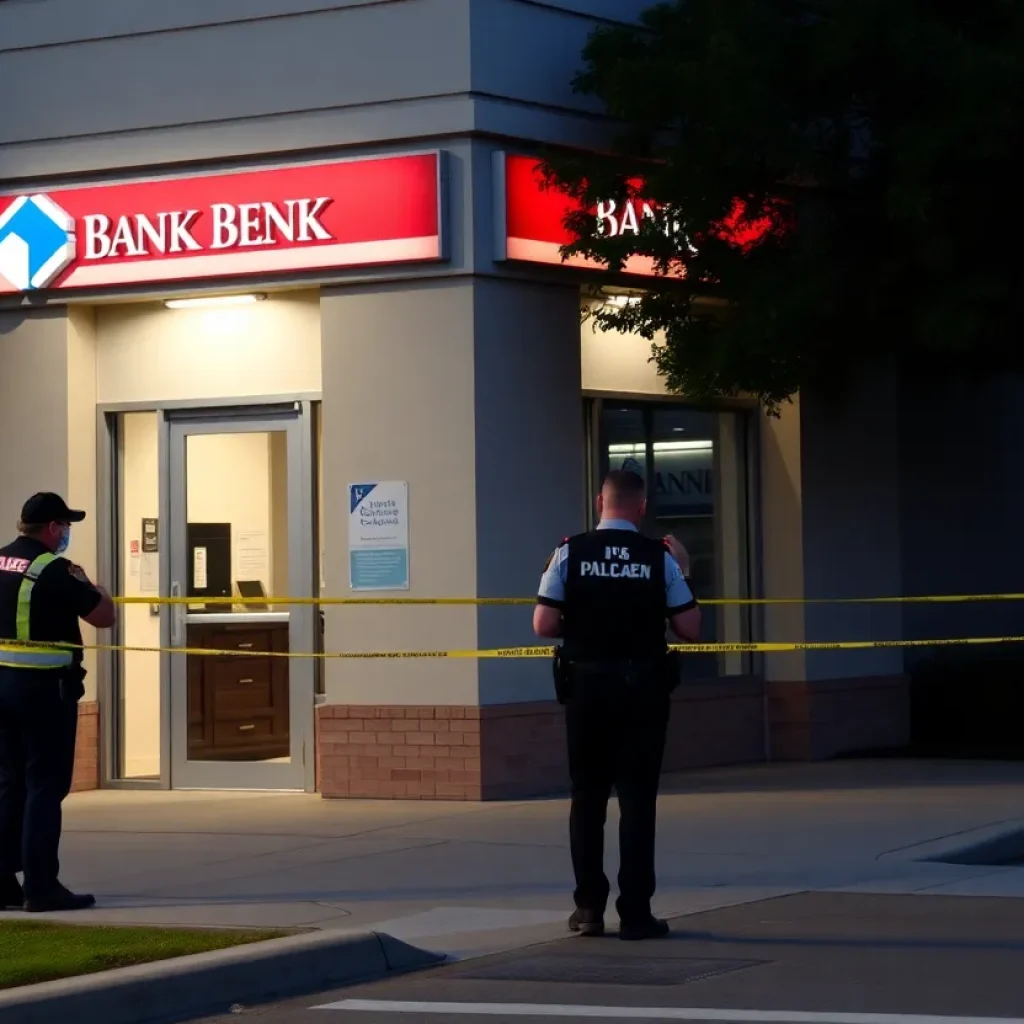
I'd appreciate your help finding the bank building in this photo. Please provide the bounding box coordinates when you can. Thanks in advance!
[0,0,1014,797]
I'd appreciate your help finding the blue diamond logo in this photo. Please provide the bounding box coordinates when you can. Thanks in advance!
[0,194,76,291]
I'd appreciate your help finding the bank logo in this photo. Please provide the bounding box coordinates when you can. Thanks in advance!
[0,194,76,291]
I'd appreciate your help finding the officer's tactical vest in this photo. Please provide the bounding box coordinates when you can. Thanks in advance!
[0,552,75,670]
[561,529,668,662]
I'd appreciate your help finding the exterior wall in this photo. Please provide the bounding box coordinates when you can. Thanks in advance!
[760,398,807,687]
[316,275,587,797]
[72,702,100,793]
[898,373,1024,655]
[95,292,322,404]
[319,281,480,711]
[474,277,583,706]
[581,315,667,395]
[800,370,904,682]
[0,0,473,180]
[763,372,910,760]
[66,308,99,690]
[317,682,767,801]
[0,309,103,702]
[0,312,71,530]
[0,0,648,183]
[0,312,104,792]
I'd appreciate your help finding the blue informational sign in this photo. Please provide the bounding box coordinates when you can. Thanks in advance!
[348,481,410,591]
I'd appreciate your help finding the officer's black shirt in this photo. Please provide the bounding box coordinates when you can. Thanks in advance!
[0,537,102,671]
[540,527,694,663]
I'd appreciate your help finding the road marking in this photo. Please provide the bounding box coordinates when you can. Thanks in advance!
[313,1002,1024,1024]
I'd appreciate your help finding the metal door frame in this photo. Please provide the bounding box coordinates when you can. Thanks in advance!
[165,402,316,791]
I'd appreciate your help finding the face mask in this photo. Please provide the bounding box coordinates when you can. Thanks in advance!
[55,526,71,555]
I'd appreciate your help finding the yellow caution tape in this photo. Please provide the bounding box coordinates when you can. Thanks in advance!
[3,635,1024,661]
[113,592,1024,607]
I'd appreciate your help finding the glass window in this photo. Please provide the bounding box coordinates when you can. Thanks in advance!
[596,401,753,677]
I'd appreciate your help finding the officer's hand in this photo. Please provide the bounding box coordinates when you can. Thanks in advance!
[664,534,691,575]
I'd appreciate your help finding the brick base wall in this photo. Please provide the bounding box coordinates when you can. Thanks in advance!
[663,678,767,772]
[317,706,483,799]
[317,678,769,800]
[768,675,910,760]
[71,701,99,793]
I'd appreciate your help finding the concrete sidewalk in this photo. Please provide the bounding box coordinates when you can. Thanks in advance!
[6,760,1024,961]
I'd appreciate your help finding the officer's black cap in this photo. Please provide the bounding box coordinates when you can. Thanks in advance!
[20,493,86,525]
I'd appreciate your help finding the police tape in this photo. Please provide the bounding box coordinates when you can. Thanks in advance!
[3,635,1024,661]
[113,592,1024,607]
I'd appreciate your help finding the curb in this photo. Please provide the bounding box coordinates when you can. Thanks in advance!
[921,824,1024,866]
[0,927,444,1024]
[874,818,1024,867]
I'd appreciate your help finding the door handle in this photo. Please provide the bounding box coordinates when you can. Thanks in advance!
[170,581,184,647]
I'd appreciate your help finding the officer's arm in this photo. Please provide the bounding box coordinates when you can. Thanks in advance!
[665,554,701,642]
[533,544,567,639]
[60,562,116,630]
[533,605,562,639]
[83,587,116,630]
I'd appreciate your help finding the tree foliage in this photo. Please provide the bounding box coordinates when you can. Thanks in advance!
[543,0,1024,411]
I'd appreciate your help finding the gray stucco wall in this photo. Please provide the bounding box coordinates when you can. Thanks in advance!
[0,0,644,182]
[795,365,1024,681]
[898,373,1024,662]
[798,369,904,681]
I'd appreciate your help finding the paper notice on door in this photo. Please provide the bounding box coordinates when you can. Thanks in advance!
[193,546,208,590]
[237,530,268,582]
[140,552,159,594]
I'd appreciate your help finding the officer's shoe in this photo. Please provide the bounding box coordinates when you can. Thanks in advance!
[568,908,605,937]
[619,916,670,941]
[0,874,24,910]
[24,883,96,913]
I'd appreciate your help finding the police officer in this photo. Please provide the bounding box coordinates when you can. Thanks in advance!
[0,493,116,912]
[534,469,701,941]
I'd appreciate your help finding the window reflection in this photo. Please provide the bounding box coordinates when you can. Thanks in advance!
[599,403,750,678]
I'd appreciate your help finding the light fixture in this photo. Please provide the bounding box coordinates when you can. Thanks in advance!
[608,440,713,454]
[164,293,267,310]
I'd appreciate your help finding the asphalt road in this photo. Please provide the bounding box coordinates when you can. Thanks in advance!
[194,892,1024,1024]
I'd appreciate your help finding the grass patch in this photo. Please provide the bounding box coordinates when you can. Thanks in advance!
[0,920,287,990]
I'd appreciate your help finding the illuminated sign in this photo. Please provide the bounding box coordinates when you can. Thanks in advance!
[495,152,774,278]
[0,153,444,293]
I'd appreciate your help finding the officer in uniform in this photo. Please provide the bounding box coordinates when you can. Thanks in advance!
[534,469,701,941]
[0,493,116,912]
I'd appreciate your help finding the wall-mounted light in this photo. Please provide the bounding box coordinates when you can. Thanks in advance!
[164,293,267,310]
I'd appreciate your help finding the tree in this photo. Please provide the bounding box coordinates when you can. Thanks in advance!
[543,0,1024,411]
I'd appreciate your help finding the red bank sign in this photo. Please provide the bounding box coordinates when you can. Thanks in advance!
[495,152,771,278]
[0,153,443,294]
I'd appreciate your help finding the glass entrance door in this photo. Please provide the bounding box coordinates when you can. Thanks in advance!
[167,406,314,790]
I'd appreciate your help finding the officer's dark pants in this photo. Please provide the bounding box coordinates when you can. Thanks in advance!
[565,663,670,924]
[0,669,80,899]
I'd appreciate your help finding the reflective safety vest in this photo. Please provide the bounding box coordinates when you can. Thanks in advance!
[0,553,75,670]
